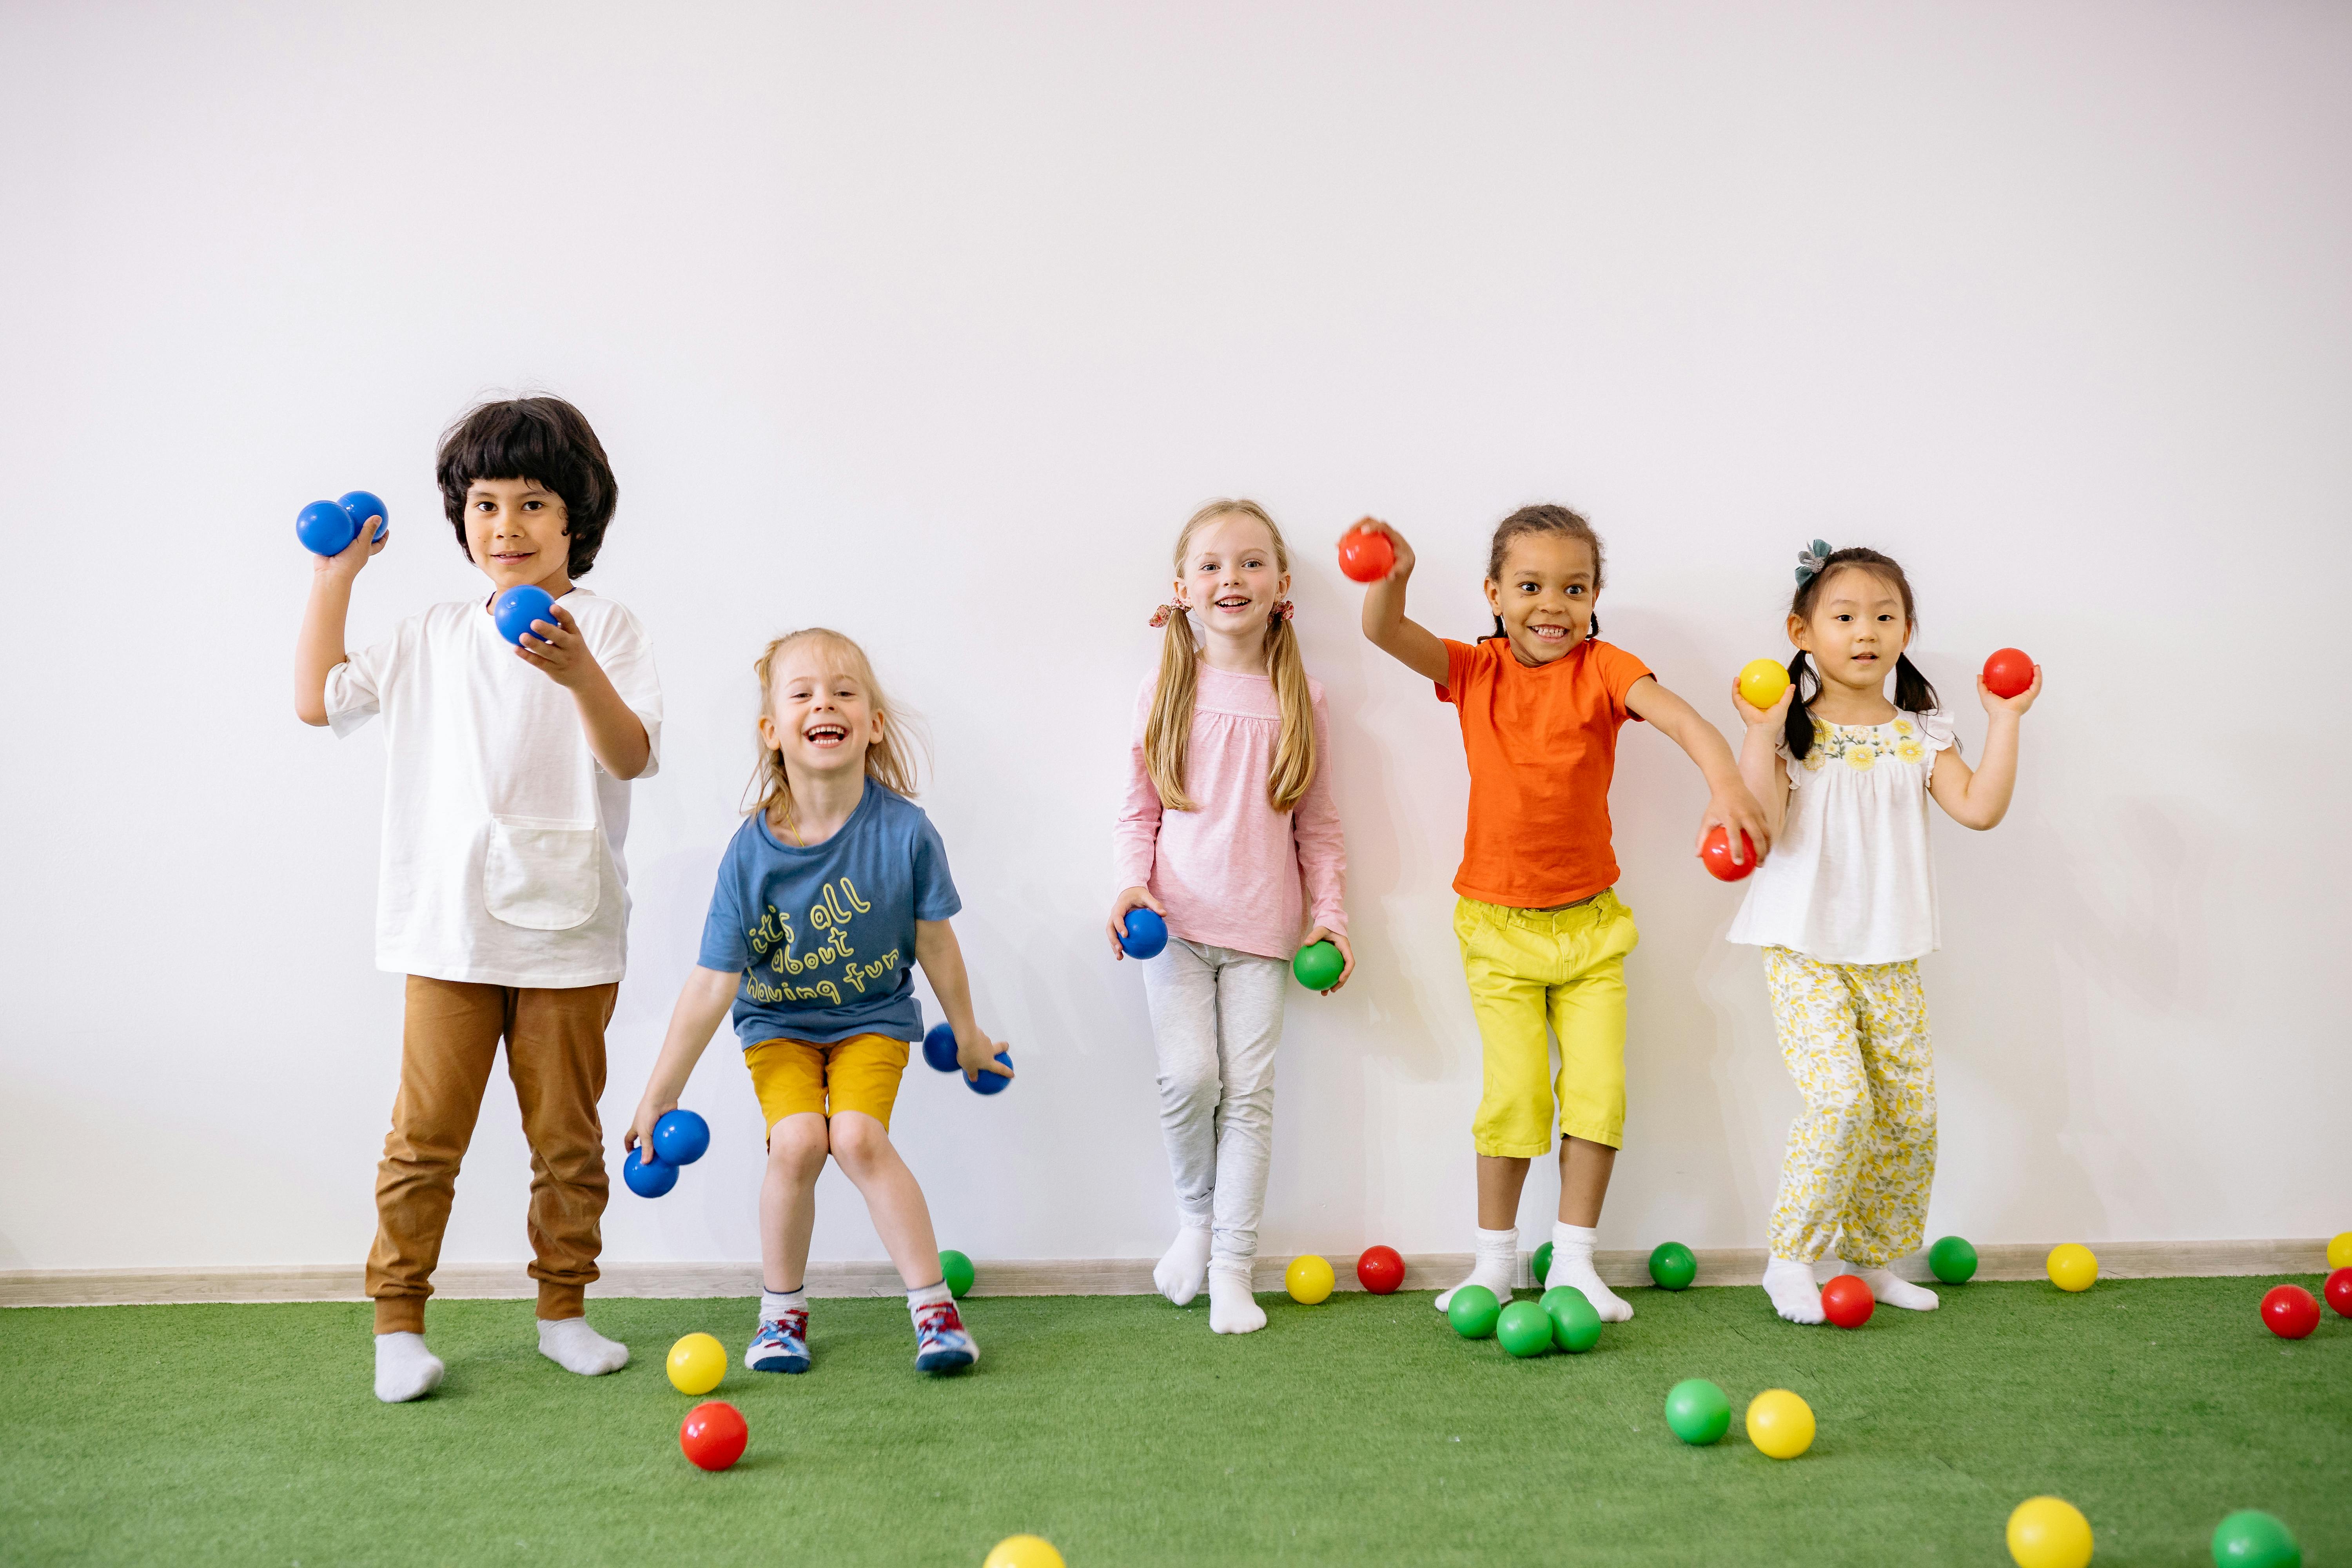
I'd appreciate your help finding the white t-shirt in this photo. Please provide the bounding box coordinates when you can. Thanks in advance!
[326,587,663,987]
[1725,711,1954,966]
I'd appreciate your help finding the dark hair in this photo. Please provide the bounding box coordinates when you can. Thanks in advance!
[1784,547,1939,760]
[436,397,619,579]
[1485,503,1606,642]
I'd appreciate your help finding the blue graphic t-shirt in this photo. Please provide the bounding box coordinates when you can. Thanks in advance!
[697,784,962,1048]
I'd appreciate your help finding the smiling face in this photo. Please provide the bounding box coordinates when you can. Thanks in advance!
[1174,512,1289,642]
[1791,566,1912,692]
[463,477,572,594]
[757,639,882,789]
[1486,533,1599,666]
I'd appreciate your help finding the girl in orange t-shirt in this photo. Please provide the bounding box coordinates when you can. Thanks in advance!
[1356,505,1771,1321]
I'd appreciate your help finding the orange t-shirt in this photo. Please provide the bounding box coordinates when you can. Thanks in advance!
[1436,636,1653,908]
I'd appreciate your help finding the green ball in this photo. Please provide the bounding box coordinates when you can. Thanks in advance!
[2212,1510,2300,1568]
[1542,1285,1601,1352]
[1663,1378,1731,1445]
[1648,1241,1697,1290]
[1496,1300,1553,1357]
[1927,1235,1978,1285]
[1530,1241,1554,1289]
[938,1249,975,1299]
[1292,940,1345,990]
[1446,1283,1501,1339]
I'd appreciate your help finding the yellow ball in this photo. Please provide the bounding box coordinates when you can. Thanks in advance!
[2006,1496,2093,1568]
[1738,657,1791,710]
[2045,1243,2098,1293]
[1744,1388,1815,1459]
[665,1332,727,1396]
[2328,1231,2352,1270]
[984,1535,1065,1568]
[1285,1254,1335,1305]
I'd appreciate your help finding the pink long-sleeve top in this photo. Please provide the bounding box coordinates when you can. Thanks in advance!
[1112,664,1347,962]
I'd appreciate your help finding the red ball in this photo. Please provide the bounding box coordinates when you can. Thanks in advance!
[1357,1245,1405,1294]
[2325,1268,2352,1318]
[1338,528,1395,584]
[1983,647,2035,700]
[1700,826,1758,882]
[679,1400,748,1470]
[1820,1273,1875,1328]
[2261,1284,2321,1340]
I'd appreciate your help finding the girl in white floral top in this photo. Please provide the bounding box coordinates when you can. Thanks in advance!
[1726,545,2040,1325]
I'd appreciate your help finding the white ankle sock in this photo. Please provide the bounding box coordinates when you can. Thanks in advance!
[1154,1223,1212,1307]
[1548,1222,1632,1322]
[1763,1255,1826,1324]
[1847,1263,1938,1311]
[374,1330,444,1403]
[1435,1227,1519,1312]
[907,1278,953,1325]
[761,1288,806,1323]
[1207,1259,1266,1334]
[537,1316,630,1376]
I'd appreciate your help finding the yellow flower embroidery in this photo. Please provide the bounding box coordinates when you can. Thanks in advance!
[1803,750,1826,771]
[1845,746,1877,771]
[1892,719,1913,736]
[1895,739,1925,764]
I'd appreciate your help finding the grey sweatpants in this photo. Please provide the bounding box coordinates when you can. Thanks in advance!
[1140,936,1288,1263]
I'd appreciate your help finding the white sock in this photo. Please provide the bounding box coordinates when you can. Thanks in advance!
[1435,1227,1519,1312]
[373,1330,444,1403]
[1847,1263,1938,1311]
[1207,1259,1266,1334]
[537,1316,630,1376]
[1763,1255,1826,1324]
[907,1278,953,1324]
[761,1288,806,1322]
[1548,1222,1632,1323]
[1154,1222,1212,1307]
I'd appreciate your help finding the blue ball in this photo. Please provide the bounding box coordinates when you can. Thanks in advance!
[492,585,557,646]
[622,1145,677,1198]
[965,1049,1013,1096]
[1121,908,1168,959]
[336,490,390,544]
[922,1022,960,1073]
[295,499,360,556]
[652,1108,710,1166]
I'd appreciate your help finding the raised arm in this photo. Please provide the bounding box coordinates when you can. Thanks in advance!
[916,919,1013,1083]
[1927,666,2040,829]
[293,521,383,725]
[1625,676,1773,865]
[1353,518,1449,684]
[1730,679,1797,842]
[626,965,740,1157]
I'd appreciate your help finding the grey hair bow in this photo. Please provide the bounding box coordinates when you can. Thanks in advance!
[1795,539,1832,586]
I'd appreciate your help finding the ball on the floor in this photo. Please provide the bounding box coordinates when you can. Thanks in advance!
[2325,1267,2352,1319]
[678,1400,748,1471]
[492,584,557,646]
[2328,1231,2352,1271]
[1663,1377,1731,1445]
[1291,940,1345,991]
[1496,1300,1552,1356]
[1648,1241,1697,1290]
[1738,657,1791,711]
[1820,1274,1875,1329]
[1541,1286,1601,1353]
[2005,1496,2093,1568]
[1356,1245,1405,1294]
[985,1535,1066,1568]
[922,1022,959,1073]
[966,1049,1013,1096]
[1744,1389,1814,1459]
[1285,1254,1335,1305]
[666,1332,726,1396]
[1120,908,1167,959]
[652,1108,709,1166]
[622,1145,677,1198]
[2210,1508,2301,1568]
[939,1249,975,1299]
[2259,1284,2320,1340]
[1530,1241,1553,1289]
[2045,1243,2098,1292]
[1446,1283,1501,1339]
[1929,1234,1979,1284]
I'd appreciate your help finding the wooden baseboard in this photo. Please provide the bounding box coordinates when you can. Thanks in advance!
[0,1238,2328,1308]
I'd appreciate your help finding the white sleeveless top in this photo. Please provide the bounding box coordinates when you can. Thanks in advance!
[1725,710,1955,965]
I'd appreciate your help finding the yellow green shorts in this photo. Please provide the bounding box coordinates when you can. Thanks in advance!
[744,1033,911,1132]
[1454,890,1638,1156]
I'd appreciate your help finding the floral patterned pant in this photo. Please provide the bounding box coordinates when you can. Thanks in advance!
[1763,947,1936,1267]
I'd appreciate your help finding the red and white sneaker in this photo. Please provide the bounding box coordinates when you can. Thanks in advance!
[913,1300,977,1374]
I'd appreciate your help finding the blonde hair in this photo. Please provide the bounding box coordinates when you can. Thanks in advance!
[1145,499,1318,814]
[746,628,924,826]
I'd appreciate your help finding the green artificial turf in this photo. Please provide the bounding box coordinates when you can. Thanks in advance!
[1,1277,2345,1566]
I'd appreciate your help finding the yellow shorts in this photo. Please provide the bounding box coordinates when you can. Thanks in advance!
[744,1033,911,1133]
[1454,890,1638,1156]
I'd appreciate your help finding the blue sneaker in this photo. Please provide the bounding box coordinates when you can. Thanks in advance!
[745,1311,809,1374]
[913,1300,977,1374]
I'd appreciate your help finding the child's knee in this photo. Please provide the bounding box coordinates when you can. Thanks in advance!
[825,1112,891,1173]
[766,1114,830,1177]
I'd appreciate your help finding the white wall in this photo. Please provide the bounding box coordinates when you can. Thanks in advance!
[3,1,2347,1276]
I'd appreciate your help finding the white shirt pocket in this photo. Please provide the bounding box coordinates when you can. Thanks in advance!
[482,815,603,931]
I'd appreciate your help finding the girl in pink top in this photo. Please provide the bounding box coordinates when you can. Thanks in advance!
[1109,499,1349,1335]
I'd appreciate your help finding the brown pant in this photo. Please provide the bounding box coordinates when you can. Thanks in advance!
[367,976,617,1334]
